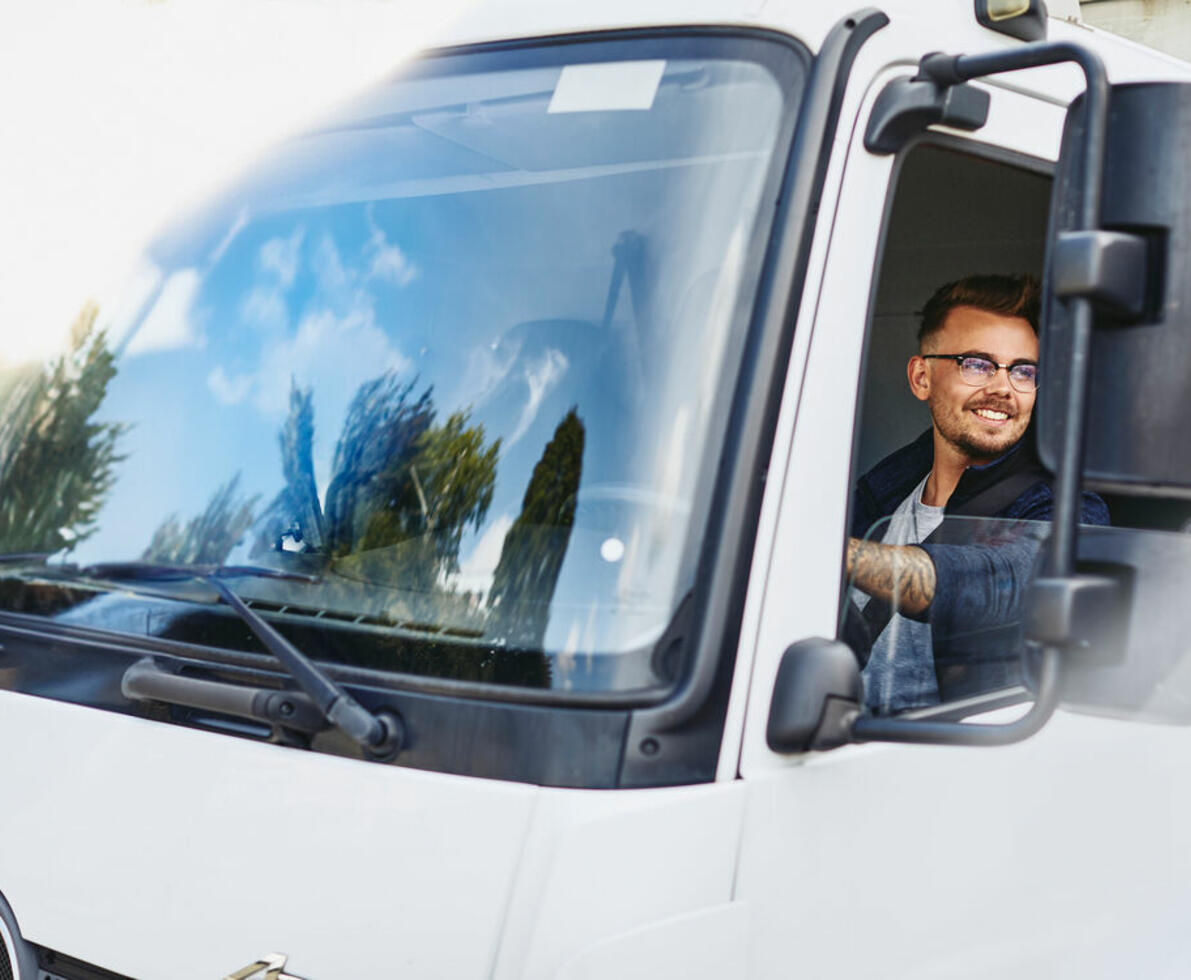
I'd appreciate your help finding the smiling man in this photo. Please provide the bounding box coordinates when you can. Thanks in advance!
[846,274,1109,713]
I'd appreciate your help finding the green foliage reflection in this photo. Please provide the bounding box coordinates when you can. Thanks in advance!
[0,304,125,554]
[142,474,259,565]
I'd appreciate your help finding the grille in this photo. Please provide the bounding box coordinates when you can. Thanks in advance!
[0,936,13,980]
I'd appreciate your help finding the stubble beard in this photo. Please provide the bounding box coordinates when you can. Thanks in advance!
[931,397,1029,463]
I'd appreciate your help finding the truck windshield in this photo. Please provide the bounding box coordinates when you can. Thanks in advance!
[0,35,806,696]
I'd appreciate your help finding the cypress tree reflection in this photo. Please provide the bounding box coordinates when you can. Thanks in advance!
[488,408,585,650]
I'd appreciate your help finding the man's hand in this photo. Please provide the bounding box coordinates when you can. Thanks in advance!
[846,537,937,616]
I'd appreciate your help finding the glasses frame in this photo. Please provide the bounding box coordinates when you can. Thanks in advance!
[922,353,1039,392]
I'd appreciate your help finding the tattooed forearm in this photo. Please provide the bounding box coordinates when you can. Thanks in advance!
[846,538,937,616]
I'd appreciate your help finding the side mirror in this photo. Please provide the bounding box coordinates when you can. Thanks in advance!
[766,638,861,753]
[1039,82,1191,490]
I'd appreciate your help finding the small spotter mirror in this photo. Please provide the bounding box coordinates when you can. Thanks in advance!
[975,0,1048,41]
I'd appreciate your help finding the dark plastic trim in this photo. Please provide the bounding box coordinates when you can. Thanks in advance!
[864,77,990,154]
[1051,229,1148,320]
[767,638,862,752]
[0,610,667,710]
[121,657,328,736]
[851,647,1061,745]
[32,946,134,980]
[619,9,890,786]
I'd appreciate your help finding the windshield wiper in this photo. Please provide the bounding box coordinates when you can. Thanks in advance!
[80,560,320,584]
[78,561,404,758]
[0,552,53,565]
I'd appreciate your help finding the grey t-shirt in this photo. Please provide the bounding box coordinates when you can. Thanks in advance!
[853,473,944,713]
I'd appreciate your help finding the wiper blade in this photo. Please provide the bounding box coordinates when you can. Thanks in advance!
[0,552,53,565]
[79,561,402,758]
[80,561,320,584]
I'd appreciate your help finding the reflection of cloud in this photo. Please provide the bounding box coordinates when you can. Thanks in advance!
[126,268,203,355]
[259,226,304,287]
[365,206,417,286]
[253,301,410,417]
[368,238,417,285]
[207,365,253,405]
[313,233,351,292]
[507,348,568,448]
[457,336,521,409]
[452,513,513,595]
[241,285,287,328]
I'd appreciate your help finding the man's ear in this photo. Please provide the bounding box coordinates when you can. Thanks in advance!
[907,355,930,402]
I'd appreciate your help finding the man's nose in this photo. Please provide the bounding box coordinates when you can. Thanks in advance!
[983,366,1014,394]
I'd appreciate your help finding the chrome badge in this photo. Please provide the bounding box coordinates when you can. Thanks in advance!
[224,953,307,980]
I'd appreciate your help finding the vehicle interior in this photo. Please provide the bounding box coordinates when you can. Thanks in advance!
[855,139,1191,532]
[848,136,1191,720]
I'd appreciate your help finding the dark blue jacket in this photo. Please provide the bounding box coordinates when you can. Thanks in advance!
[850,428,1110,702]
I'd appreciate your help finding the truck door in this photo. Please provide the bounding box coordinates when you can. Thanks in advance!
[731,44,1191,979]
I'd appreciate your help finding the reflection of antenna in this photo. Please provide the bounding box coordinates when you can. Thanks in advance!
[601,230,650,332]
[600,231,649,402]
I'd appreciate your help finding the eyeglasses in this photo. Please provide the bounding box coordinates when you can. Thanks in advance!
[922,354,1039,392]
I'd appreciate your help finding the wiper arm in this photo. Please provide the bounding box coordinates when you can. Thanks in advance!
[79,561,403,759]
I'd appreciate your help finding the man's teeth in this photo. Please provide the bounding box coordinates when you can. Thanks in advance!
[974,408,1010,421]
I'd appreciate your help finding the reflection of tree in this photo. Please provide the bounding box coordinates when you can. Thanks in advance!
[250,382,324,557]
[322,373,500,593]
[323,373,433,557]
[0,303,126,554]
[488,408,585,648]
[142,474,259,565]
[241,369,562,687]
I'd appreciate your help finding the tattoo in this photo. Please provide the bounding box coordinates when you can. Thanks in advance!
[846,538,937,616]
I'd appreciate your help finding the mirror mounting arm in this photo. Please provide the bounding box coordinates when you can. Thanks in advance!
[850,647,1062,747]
[846,43,1110,749]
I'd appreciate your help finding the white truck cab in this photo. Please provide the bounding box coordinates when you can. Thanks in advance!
[2,2,1191,977]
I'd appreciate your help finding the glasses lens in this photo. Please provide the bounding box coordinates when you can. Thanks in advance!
[958,356,997,384]
[1009,363,1038,391]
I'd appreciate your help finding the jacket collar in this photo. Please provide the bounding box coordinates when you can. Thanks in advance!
[859,426,1039,520]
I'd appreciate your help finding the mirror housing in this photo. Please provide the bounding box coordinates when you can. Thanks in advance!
[975,0,1048,42]
[1039,82,1191,492]
[767,638,862,753]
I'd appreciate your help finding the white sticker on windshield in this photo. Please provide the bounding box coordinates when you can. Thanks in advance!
[548,60,666,114]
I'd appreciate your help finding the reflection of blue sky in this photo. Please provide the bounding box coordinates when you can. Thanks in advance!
[74,49,791,677]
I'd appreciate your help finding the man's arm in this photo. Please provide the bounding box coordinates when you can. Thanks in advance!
[846,537,937,616]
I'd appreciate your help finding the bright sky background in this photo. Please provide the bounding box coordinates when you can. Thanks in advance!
[0,0,475,366]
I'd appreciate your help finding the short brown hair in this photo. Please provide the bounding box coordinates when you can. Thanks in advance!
[918,274,1041,348]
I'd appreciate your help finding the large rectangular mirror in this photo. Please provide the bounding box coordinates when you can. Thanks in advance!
[1038,82,1191,493]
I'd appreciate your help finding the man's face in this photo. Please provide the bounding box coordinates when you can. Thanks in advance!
[908,305,1039,464]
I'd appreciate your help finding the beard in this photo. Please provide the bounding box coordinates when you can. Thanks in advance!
[929,393,1030,463]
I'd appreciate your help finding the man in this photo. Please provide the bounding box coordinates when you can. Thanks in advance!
[846,274,1109,713]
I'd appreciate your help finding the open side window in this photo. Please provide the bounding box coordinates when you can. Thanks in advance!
[843,139,1054,718]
